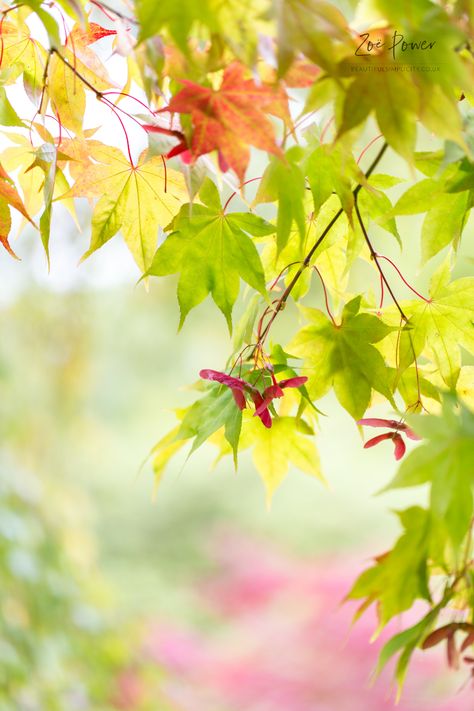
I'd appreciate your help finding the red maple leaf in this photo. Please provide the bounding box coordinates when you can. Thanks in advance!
[160,63,290,181]
[67,22,117,46]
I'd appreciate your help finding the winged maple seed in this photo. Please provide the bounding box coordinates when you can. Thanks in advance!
[141,123,191,164]
[357,418,421,460]
[199,369,307,429]
[422,623,474,672]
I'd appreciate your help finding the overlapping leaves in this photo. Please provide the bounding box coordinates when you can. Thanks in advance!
[397,261,474,389]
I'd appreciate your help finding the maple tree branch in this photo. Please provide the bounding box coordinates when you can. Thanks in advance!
[256,141,389,345]
[50,47,103,96]
[49,49,148,130]
[354,197,408,322]
[49,48,147,164]
[355,196,427,409]
[1,3,24,16]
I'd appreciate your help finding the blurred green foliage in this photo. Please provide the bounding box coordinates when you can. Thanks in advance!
[0,461,139,709]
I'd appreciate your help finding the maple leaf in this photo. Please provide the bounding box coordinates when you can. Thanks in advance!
[385,394,474,546]
[240,415,323,502]
[338,71,419,162]
[62,145,186,271]
[254,147,306,254]
[70,22,117,44]
[1,135,45,219]
[0,87,24,128]
[199,366,308,428]
[0,156,36,258]
[0,18,46,98]
[47,21,118,134]
[305,143,367,224]
[347,507,432,626]
[178,386,243,465]
[0,162,34,224]
[397,260,474,389]
[161,62,290,181]
[56,137,106,180]
[48,52,86,134]
[281,59,320,87]
[136,0,217,49]
[63,22,116,90]
[146,179,272,328]
[0,198,16,259]
[289,296,395,419]
[276,0,352,76]
[25,142,73,268]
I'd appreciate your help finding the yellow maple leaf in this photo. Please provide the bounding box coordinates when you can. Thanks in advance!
[63,145,186,271]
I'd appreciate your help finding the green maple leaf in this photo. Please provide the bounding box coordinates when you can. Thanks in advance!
[254,147,306,254]
[177,386,243,462]
[150,386,243,488]
[398,260,474,388]
[357,178,400,245]
[62,145,186,271]
[445,157,474,194]
[348,507,431,627]
[146,178,272,329]
[421,190,470,263]
[339,5,470,157]
[26,142,71,268]
[275,0,351,76]
[0,88,25,128]
[375,603,443,700]
[136,0,217,49]
[339,71,418,162]
[305,143,362,223]
[390,167,472,262]
[385,394,474,545]
[289,296,395,419]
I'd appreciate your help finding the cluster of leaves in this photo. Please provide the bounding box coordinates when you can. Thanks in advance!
[1,0,474,694]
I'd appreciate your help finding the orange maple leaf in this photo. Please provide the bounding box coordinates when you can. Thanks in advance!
[162,63,290,181]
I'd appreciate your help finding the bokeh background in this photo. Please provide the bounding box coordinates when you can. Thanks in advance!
[1,123,474,710]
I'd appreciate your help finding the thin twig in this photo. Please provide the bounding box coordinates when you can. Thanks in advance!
[355,196,423,406]
[90,0,138,25]
[354,198,407,322]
